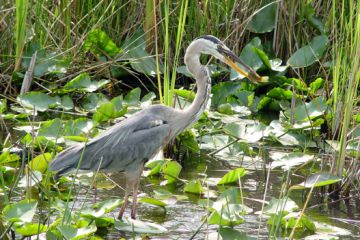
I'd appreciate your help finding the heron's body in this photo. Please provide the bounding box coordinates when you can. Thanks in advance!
[49,35,265,219]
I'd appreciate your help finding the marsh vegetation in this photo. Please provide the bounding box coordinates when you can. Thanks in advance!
[0,0,359,239]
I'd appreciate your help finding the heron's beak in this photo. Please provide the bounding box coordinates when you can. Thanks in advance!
[219,46,268,83]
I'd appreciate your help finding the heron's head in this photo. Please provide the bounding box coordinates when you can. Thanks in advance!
[195,35,268,83]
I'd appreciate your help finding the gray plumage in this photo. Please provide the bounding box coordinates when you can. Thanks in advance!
[49,35,263,219]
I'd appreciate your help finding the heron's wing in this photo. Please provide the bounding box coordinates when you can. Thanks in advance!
[50,111,171,175]
[85,114,171,172]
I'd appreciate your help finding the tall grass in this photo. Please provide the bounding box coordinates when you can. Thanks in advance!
[331,1,360,179]
[14,0,28,71]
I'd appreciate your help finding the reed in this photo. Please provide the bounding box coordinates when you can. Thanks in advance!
[14,0,28,71]
[331,1,360,179]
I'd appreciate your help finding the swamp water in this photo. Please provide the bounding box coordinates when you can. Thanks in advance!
[61,152,360,239]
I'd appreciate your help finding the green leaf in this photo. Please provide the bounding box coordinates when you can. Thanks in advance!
[178,130,199,152]
[121,30,161,76]
[309,77,324,95]
[247,3,278,33]
[174,89,196,102]
[15,223,47,236]
[64,73,109,92]
[115,218,167,233]
[230,38,263,80]
[138,197,167,208]
[224,122,267,143]
[84,29,122,57]
[217,168,247,185]
[144,159,165,176]
[0,98,7,113]
[161,161,182,184]
[60,95,74,110]
[57,224,97,240]
[0,151,20,164]
[22,43,69,77]
[38,118,62,139]
[124,87,141,105]
[18,170,43,187]
[209,202,251,226]
[270,152,314,170]
[28,153,52,173]
[93,100,127,123]
[184,180,202,194]
[281,212,316,231]
[304,4,326,34]
[219,227,256,240]
[63,118,94,136]
[263,197,298,215]
[284,97,327,121]
[3,200,37,223]
[81,199,122,218]
[291,172,341,190]
[267,87,293,100]
[17,92,60,112]
[212,82,242,107]
[81,93,108,112]
[287,35,328,68]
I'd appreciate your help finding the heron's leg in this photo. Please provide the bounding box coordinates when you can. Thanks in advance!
[130,176,141,219]
[118,178,133,219]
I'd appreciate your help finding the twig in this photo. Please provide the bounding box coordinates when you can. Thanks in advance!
[20,51,37,94]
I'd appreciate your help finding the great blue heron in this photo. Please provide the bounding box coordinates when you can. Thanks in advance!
[49,35,267,219]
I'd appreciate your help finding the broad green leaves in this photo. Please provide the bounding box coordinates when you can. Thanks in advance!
[17,92,60,112]
[84,29,122,57]
[115,218,167,234]
[121,30,161,76]
[247,3,278,33]
[57,224,97,240]
[161,161,182,184]
[287,35,328,68]
[64,73,109,92]
[217,168,247,185]
[284,97,327,122]
[291,173,341,190]
[184,180,202,194]
[81,199,122,218]
[2,200,37,223]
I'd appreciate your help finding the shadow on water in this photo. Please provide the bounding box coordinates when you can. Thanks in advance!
[74,151,360,239]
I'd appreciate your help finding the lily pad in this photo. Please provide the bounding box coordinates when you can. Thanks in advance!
[247,3,278,33]
[291,172,341,190]
[115,218,167,234]
[161,160,182,184]
[217,168,247,185]
[3,199,37,223]
[57,224,97,240]
[287,35,328,68]
[15,223,47,236]
[64,73,109,92]
[284,97,327,122]
[263,197,298,215]
[184,179,202,194]
[219,227,256,240]
[84,28,122,57]
[138,197,167,208]
[81,199,122,218]
[270,152,314,170]
[28,153,52,173]
[121,30,161,76]
[230,38,263,80]
[17,92,60,112]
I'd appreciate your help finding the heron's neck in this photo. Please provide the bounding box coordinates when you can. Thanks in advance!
[180,48,211,128]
